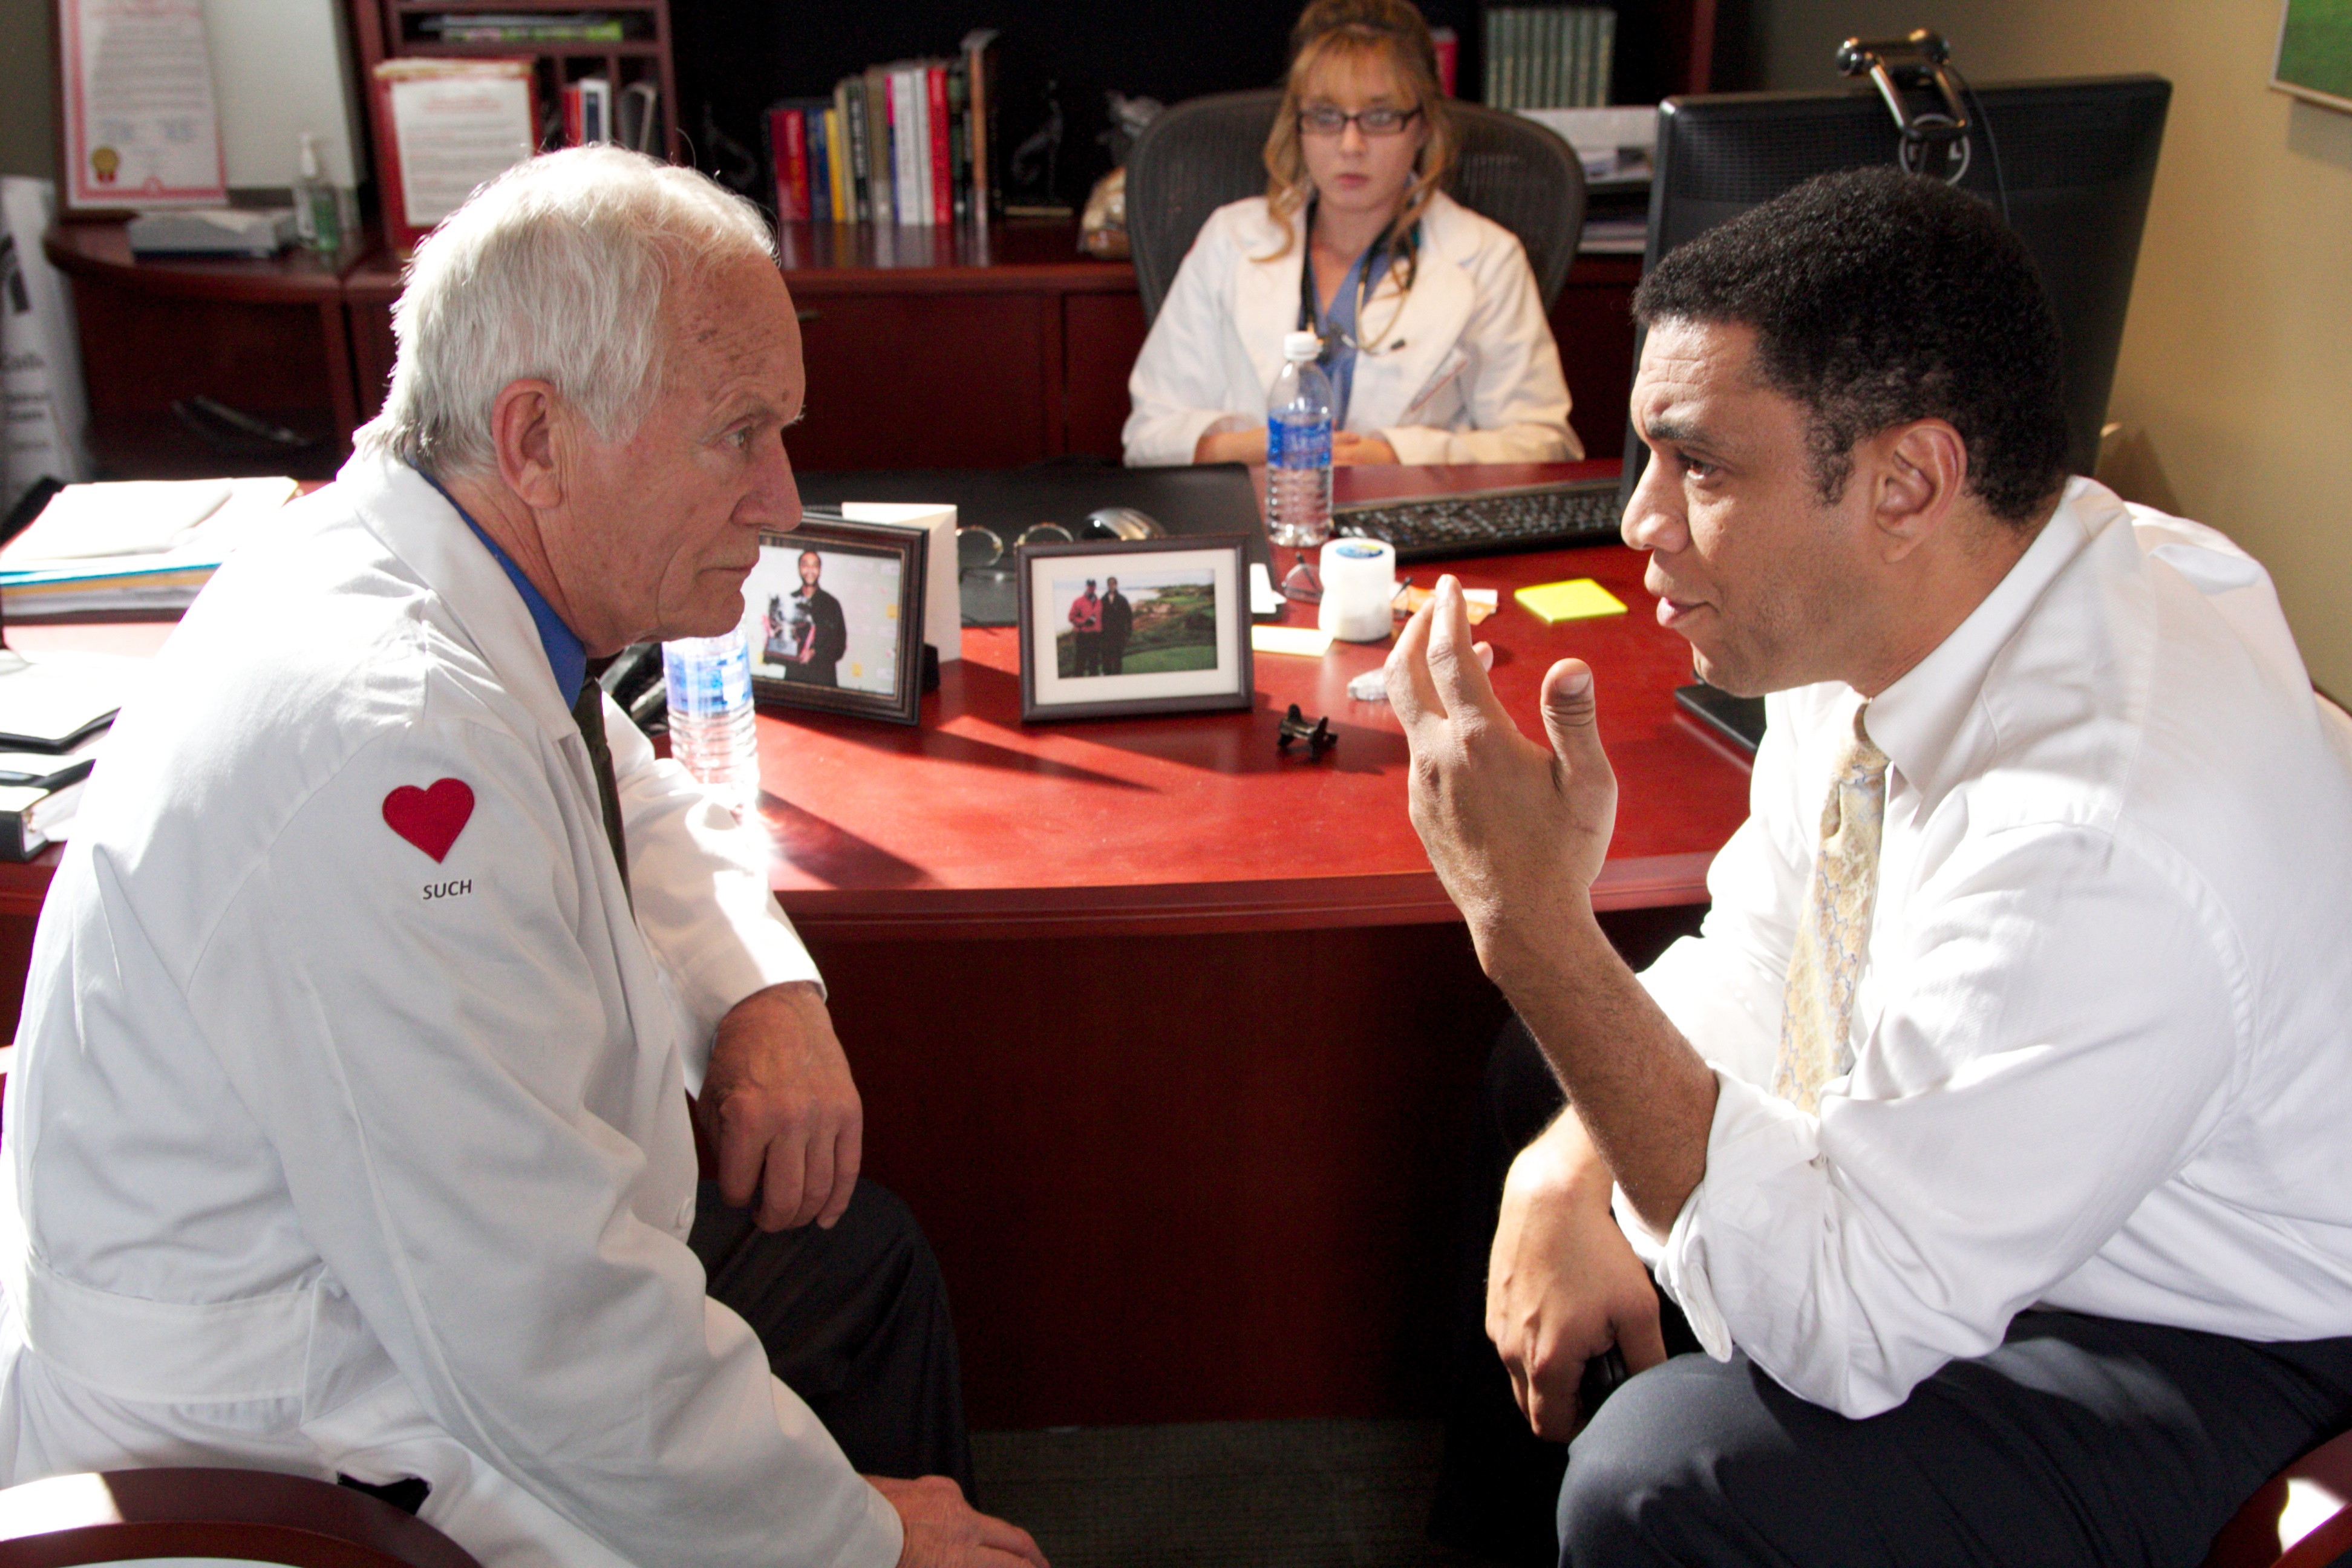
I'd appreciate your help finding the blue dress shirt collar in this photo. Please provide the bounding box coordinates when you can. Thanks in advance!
[419,469,589,706]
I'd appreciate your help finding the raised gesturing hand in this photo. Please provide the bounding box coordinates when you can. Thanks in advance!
[1384,574,1620,980]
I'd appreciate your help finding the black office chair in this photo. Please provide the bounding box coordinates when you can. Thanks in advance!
[1125,88,1587,325]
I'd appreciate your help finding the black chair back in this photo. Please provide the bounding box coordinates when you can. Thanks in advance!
[1126,89,1587,325]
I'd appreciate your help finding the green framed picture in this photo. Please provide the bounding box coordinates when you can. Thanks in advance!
[2275,0,2352,113]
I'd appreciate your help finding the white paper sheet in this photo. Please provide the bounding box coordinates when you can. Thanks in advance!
[390,71,535,229]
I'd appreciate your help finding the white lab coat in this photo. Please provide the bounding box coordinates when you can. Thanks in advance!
[1122,191,1581,466]
[0,454,903,1568]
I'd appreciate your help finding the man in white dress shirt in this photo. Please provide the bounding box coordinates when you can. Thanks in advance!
[1393,166,2352,1564]
[0,149,1043,1568]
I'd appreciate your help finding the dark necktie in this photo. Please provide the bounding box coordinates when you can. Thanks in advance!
[573,671,632,909]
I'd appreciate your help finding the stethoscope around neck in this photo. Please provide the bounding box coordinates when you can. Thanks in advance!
[1297,197,1417,358]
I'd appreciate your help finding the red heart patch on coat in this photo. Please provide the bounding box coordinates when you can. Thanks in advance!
[382,778,475,863]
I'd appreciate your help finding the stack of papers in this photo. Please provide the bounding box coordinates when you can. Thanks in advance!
[0,476,297,618]
[0,649,146,750]
[1518,106,1658,189]
[0,652,145,860]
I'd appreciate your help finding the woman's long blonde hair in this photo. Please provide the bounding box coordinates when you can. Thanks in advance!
[1261,0,1455,266]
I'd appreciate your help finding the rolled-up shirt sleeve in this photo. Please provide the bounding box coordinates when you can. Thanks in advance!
[1653,822,2242,1417]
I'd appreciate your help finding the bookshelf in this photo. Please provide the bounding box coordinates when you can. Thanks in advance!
[679,0,1739,217]
[345,0,683,164]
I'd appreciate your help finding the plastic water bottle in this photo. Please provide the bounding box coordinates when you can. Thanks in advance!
[662,628,761,817]
[1267,329,1334,551]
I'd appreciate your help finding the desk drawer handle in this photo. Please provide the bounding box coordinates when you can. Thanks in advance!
[796,309,823,322]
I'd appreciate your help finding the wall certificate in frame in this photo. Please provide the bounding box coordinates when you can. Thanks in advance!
[744,517,927,726]
[2275,0,2352,113]
[1016,535,1255,723]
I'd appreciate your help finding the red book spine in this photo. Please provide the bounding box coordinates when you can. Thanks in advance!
[771,105,810,223]
[1431,27,1459,96]
[927,64,952,228]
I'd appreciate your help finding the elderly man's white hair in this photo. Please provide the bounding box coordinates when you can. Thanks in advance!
[355,146,776,478]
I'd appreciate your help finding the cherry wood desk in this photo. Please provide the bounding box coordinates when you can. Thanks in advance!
[762,460,1743,941]
[718,460,1749,1425]
[0,463,1748,1427]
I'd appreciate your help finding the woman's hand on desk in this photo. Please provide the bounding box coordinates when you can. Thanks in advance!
[701,981,864,1231]
[1193,426,1268,465]
[1190,426,1398,464]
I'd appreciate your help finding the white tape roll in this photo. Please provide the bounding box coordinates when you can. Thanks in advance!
[1316,537,1397,642]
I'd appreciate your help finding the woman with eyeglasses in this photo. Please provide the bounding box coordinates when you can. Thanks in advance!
[1123,0,1579,468]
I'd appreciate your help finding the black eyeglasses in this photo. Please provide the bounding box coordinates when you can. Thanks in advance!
[1298,105,1423,138]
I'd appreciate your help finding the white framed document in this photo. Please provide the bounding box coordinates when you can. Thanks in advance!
[57,0,227,211]
[372,59,537,256]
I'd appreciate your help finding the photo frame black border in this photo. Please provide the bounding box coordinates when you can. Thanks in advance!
[1016,535,1255,724]
[750,517,927,728]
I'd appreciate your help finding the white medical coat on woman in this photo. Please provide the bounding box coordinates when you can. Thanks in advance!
[0,454,903,1568]
[1122,191,1580,466]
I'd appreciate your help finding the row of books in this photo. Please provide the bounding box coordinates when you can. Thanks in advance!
[769,28,1001,228]
[559,76,660,154]
[1485,5,1618,111]
[413,11,630,43]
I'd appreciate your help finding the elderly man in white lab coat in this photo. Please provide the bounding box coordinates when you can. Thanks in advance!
[0,149,1046,1568]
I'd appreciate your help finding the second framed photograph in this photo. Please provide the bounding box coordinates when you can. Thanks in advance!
[1017,535,1255,723]
[742,515,927,726]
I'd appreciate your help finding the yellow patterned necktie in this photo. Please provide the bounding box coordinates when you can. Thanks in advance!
[1771,706,1889,1113]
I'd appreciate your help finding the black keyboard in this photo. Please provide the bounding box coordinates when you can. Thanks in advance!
[1331,479,1622,562]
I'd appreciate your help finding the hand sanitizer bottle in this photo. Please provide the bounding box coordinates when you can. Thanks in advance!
[292,132,342,255]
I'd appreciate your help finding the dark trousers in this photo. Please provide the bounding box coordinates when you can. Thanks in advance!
[1101,638,1126,675]
[1567,1306,2352,1567]
[1435,1021,2352,1568]
[690,1178,976,1500]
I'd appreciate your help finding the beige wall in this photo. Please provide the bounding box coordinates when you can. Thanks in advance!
[2,0,58,181]
[1748,0,2352,696]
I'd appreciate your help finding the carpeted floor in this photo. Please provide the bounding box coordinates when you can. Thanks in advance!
[972,1419,1506,1567]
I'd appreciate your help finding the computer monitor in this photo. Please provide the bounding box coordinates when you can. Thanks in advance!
[1618,75,2172,499]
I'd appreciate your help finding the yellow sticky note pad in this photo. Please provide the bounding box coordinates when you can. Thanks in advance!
[1251,625,1335,658]
[1514,578,1627,624]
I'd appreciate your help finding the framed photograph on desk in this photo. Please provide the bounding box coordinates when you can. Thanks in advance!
[1017,536,1254,723]
[745,517,927,726]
